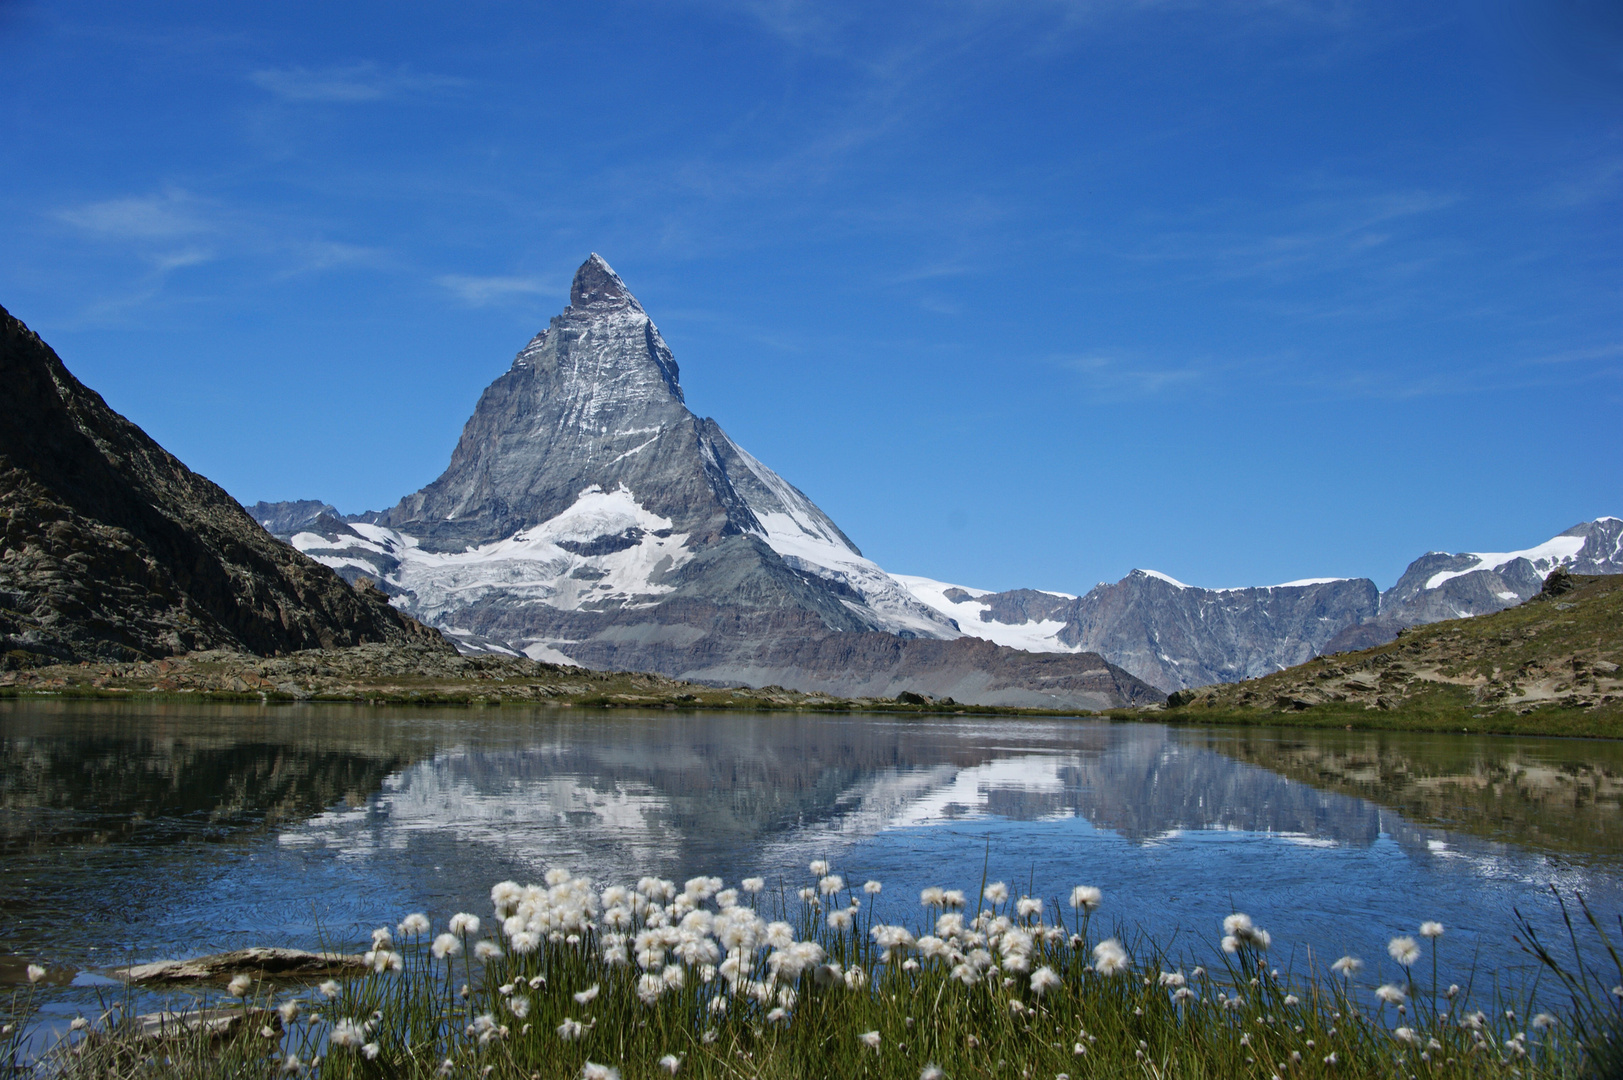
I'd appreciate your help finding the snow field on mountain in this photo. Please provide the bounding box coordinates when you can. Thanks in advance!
[725,438,959,639]
[891,574,1078,653]
[1423,534,1589,591]
[291,485,693,624]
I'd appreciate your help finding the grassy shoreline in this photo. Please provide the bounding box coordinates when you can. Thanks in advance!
[9,865,1617,1079]
[4,677,1618,739]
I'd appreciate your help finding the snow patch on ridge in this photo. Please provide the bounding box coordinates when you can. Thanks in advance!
[723,438,958,639]
[892,575,1078,654]
[1422,534,1589,591]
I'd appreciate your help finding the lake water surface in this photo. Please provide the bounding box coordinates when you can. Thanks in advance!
[3,700,1621,1003]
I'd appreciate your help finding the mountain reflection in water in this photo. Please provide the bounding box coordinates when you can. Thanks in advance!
[1,701,1619,989]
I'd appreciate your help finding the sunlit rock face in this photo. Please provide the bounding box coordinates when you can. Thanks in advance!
[259,256,1160,708]
[897,518,1623,692]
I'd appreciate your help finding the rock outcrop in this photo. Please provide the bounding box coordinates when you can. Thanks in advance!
[0,304,446,666]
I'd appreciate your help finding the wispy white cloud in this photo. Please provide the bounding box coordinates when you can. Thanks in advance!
[248,62,463,103]
[1132,187,1459,283]
[57,188,215,240]
[437,274,558,306]
[1056,350,1208,397]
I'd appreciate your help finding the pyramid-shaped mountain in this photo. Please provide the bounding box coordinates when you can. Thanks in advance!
[264,256,1160,709]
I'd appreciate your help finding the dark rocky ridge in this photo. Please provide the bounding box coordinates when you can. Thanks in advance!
[0,303,445,666]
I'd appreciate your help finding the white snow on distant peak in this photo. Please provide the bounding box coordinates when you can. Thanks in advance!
[724,438,957,639]
[892,574,1078,655]
[1423,532,1589,591]
[1136,569,1190,589]
[1269,577,1350,588]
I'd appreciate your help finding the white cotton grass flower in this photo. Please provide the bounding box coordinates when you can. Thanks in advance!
[1419,921,1445,939]
[1532,1012,1558,1031]
[508,996,530,1019]
[318,979,340,999]
[398,912,430,937]
[1030,966,1063,996]
[809,859,831,876]
[658,1054,682,1075]
[227,974,254,998]
[474,940,503,961]
[920,1066,945,1080]
[1092,938,1130,976]
[1016,896,1043,919]
[942,889,966,908]
[921,886,946,907]
[330,1018,367,1049]
[1069,886,1102,911]
[574,984,600,1005]
[370,927,393,949]
[580,1064,620,1080]
[278,1000,300,1024]
[361,1043,380,1060]
[448,913,481,936]
[984,882,1010,904]
[558,1018,584,1041]
[818,874,845,896]
[1388,936,1421,966]
[1331,955,1363,977]
[431,933,462,959]
[491,881,523,914]
[282,1054,303,1074]
[741,877,765,893]
[864,880,883,894]
[1375,983,1407,1005]
[26,964,46,983]
[859,1030,882,1050]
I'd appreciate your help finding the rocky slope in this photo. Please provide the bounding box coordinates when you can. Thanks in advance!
[1162,570,1622,730]
[1321,517,1623,652]
[262,256,1157,709]
[0,303,444,667]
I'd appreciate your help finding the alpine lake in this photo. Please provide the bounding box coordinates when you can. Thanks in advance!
[3,699,1621,1024]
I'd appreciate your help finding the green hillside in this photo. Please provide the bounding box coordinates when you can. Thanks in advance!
[1157,570,1622,737]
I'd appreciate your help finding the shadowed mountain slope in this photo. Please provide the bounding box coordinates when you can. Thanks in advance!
[0,304,445,666]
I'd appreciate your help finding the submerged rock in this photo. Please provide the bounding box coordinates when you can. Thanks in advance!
[121,1006,283,1044]
[115,947,365,983]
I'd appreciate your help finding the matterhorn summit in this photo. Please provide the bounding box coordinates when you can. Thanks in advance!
[259,255,1159,709]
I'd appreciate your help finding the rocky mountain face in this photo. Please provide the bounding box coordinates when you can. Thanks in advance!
[1320,518,1623,653]
[264,256,1159,709]
[898,571,1379,692]
[897,520,1621,693]
[1166,570,1623,729]
[0,303,444,667]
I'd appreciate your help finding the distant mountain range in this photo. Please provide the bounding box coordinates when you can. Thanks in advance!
[897,518,1623,691]
[253,255,1619,697]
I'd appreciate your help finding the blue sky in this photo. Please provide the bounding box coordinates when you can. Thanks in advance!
[1,0,1618,592]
